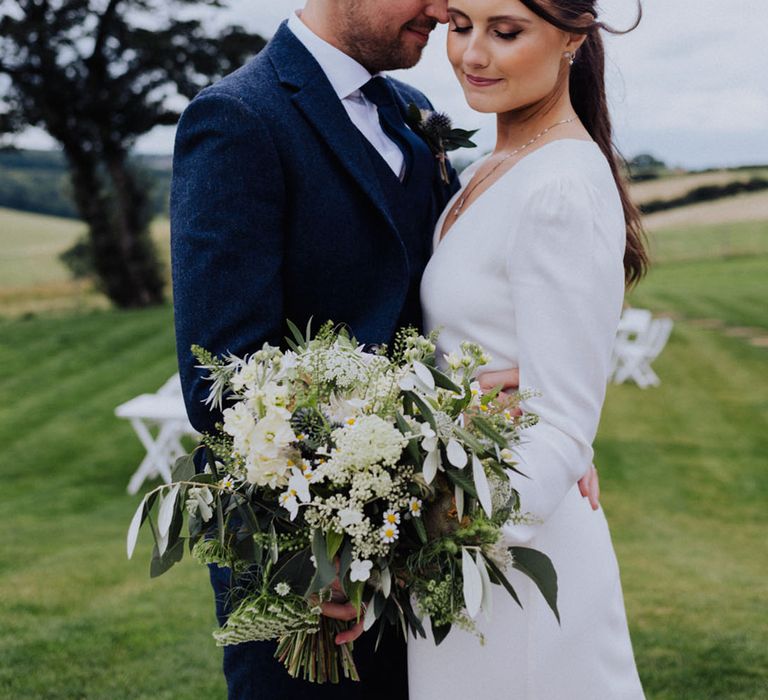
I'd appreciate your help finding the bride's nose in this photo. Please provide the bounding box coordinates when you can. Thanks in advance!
[462,35,491,69]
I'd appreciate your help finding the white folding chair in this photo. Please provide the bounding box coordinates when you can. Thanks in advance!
[115,373,199,494]
[612,318,674,388]
[611,309,653,380]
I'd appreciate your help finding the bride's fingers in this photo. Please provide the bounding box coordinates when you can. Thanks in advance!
[320,601,359,621]
[476,368,519,392]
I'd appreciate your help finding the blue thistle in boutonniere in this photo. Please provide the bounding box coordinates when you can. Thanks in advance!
[407,104,478,184]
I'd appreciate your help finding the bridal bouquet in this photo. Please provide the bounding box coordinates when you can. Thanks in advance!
[127,322,559,683]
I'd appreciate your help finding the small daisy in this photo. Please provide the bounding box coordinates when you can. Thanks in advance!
[408,497,423,518]
[219,474,236,490]
[383,509,401,526]
[381,524,399,543]
[345,416,357,427]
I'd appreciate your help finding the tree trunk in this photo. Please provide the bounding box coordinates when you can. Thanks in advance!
[65,146,165,308]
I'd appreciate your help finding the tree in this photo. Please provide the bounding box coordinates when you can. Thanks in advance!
[0,0,266,308]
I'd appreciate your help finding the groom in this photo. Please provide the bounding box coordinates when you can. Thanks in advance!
[171,1,598,698]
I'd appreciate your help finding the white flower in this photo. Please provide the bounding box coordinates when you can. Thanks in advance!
[500,448,516,464]
[380,524,399,543]
[420,422,438,452]
[328,415,407,475]
[279,491,299,520]
[186,486,214,521]
[219,474,236,490]
[222,402,258,452]
[251,410,296,459]
[444,352,463,371]
[339,508,364,528]
[274,582,291,597]
[408,497,423,518]
[383,509,401,526]
[280,467,312,521]
[245,453,295,488]
[350,559,373,582]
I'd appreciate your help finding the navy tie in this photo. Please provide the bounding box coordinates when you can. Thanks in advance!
[360,76,422,180]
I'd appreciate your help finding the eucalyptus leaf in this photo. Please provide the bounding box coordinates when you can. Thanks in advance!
[380,565,392,598]
[472,454,493,517]
[445,465,478,499]
[476,550,494,620]
[422,447,440,485]
[462,548,483,618]
[455,484,464,521]
[171,453,196,482]
[483,555,522,608]
[401,593,427,639]
[428,366,462,394]
[127,495,147,559]
[326,530,344,561]
[158,484,181,540]
[285,318,307,349]
[446,439,467,468]
[431,618,452,646]
[413,361,435,390]
[363,595,379,631]
[412,516,428,545]
[511,546,560,623]
[311,529,337,589]
[150,538,184,578]
[405,391,437,429]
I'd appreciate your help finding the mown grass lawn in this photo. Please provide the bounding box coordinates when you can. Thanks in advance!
[0,257,766,699]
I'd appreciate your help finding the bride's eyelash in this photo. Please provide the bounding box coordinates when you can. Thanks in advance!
[450,26,472,34]
[495,30,523,40]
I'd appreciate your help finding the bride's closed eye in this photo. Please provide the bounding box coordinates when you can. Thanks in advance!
[495,29,523,40]
[450,24,472,34]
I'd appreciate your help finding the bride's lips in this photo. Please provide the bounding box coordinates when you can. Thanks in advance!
[465,73,503,88]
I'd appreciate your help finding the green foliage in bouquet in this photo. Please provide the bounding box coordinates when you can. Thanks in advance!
[127,322,558,683]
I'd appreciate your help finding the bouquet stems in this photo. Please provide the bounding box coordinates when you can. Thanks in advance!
[276,617,360,684]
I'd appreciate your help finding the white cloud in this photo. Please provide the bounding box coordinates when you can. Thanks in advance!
[14,0,767,168]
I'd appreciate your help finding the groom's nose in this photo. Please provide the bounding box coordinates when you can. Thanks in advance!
[424,0,449,24]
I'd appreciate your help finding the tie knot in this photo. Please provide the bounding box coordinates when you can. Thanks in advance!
[360,76,396,108]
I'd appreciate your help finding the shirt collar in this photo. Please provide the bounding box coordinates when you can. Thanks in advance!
[287,11,373,100]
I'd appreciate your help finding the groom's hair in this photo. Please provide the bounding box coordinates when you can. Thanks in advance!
[519,0,648,287]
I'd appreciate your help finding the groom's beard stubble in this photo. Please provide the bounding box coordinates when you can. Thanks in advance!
[339,16,437,73]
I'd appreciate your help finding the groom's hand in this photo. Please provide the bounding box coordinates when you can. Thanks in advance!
[477,368,601,510]
[319,573,366,645]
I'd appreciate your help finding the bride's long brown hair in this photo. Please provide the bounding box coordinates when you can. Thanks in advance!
[519,0,648,286]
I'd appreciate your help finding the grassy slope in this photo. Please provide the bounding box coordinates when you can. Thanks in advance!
[0,258,766,698]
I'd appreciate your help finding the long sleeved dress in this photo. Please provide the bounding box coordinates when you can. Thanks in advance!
[409,139,645,699]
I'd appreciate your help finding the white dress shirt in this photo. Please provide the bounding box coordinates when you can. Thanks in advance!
[287,11,405,178]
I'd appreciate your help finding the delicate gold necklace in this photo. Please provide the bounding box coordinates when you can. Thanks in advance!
[452,117,577,218]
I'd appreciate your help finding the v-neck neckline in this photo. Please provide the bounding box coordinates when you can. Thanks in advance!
[435,138,596,249]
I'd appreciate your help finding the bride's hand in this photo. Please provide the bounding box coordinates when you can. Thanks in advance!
[477,368,522,416]
[478,368,601,510]
[578,464,600,511]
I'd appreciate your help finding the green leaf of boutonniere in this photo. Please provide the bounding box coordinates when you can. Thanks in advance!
[407,103,479,184]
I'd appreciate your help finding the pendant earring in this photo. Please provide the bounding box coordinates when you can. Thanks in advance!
[564,51,575,66]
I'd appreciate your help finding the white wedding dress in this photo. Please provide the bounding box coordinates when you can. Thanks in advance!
[409,140,645,699]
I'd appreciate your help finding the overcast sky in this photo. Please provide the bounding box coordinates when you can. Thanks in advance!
[16,0,767,169]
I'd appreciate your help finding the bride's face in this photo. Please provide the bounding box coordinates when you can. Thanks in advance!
[447,0,575,114]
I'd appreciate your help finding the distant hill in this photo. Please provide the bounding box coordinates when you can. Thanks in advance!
[0,148,171,220]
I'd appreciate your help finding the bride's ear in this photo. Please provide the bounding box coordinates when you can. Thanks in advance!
[564,31,588,56]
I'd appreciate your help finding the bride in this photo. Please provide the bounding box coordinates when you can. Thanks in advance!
[409,0,647,697]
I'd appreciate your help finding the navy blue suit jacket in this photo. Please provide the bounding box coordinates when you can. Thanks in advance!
[171,22,459,434]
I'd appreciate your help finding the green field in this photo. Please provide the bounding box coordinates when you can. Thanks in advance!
[1,202,767,698]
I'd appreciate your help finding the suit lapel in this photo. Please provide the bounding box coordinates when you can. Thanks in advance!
[266,24,398,236]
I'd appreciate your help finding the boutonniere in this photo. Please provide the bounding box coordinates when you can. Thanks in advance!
[406,104,478,184]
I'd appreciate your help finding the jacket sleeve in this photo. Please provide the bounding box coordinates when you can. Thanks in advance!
[501,176,624,545]
[170,91,286,433]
